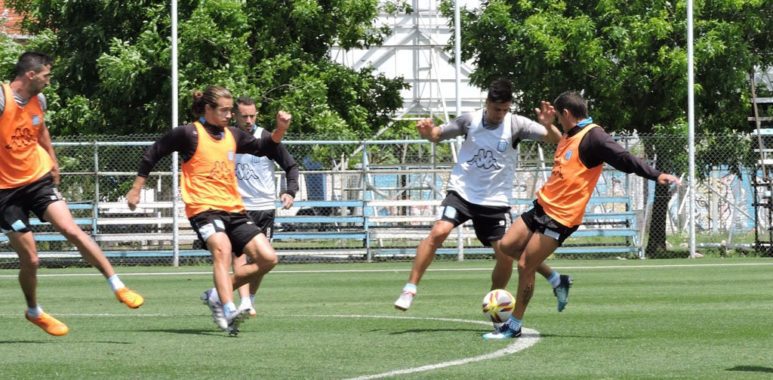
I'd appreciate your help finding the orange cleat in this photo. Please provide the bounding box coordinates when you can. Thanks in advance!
[115,287,145,309]
[26,311,69,336]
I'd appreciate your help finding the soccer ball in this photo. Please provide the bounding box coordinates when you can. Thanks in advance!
[482,289,515,323]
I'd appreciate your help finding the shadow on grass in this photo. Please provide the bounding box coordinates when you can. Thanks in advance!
[539,333,631,339]
[726,365,773,374]
[383,327,483,335]
[0,340,131,344]
[139,328,231,337]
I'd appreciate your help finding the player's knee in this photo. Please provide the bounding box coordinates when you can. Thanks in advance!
[59,225,85,241]
[209,246,231,263]
[516,259,535,274]
[263,254,278,270]
[19,255,40,270]
[426,231,450,246]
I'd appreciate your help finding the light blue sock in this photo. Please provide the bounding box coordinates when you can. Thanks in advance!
[547,271,561,288]
[249,294,256,304]
[403,283,417,293]
[27,305,43,318]
[223,302,237,315]
[507,316,523,331]
[107,274,125,292]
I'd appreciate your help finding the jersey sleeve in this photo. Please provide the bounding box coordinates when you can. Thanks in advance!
[136,125,194,177]
[438,113,473,140]
[579,127,661,180]
[258,129,300,198]
[511,114,547,141]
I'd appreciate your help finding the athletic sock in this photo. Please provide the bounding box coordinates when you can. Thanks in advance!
[249,294,256,305]
[403,283,417,294]
[507,316,523,331]
[223,302,237,315]
[107,274,126,292]
[547,271,561,288]
[27,305,43,318]
[209,287,220,303]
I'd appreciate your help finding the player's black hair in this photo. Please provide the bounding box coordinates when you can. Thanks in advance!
[486,79,514,103]
[14,52,53,77]
[553,91,588,119]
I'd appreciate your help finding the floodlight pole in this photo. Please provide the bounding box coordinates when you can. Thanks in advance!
[687,0,697,258]
[171,0,180,266]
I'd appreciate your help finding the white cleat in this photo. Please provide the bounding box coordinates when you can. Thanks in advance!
[226,306,251,336]
[394,290,415,311]
[201,289,228,331]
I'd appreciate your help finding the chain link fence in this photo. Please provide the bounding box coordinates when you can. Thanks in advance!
[0,132,765,268]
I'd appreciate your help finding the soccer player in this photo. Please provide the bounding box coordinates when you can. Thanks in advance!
[226,96,299,316]
[394,79,574,320]
[0,51,144,337]
[484,91,680,339]
[126,85,291,335]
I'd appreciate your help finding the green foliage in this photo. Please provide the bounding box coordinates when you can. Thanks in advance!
[0,35,24,80]
[442,0,772,136]
[6,0,408,139]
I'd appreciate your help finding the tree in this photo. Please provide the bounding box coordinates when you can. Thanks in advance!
[6,0,410,140]
[442,0,772,256]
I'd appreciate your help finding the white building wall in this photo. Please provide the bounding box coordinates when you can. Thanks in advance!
[329,0,486,121]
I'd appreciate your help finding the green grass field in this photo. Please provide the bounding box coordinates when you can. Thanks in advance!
[0,258,771,379]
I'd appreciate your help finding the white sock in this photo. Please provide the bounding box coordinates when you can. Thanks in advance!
[547,271,561,288]
[223,302,237,315]
[249,294,255,305]
[208,287,220,303]
[403,283,417,294]
[107,274,126,292]
[239,297,252,309]
[27,305,43,318]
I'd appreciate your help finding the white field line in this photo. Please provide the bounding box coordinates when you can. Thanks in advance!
[331,315,539,380]
[0,261,770,279]
[0,312,540,379]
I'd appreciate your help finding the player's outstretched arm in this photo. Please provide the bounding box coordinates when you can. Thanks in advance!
[272,111,292,143]
[416,118,441,143]
[656,173,681,187]
[126,176,147,211]
[534,101,562,144]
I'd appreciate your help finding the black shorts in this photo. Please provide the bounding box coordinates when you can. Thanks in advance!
[520,200,579,246]
[189,210,262,256]
[246,209,275,239]
[439,191,512,247]
[0,173,63,233]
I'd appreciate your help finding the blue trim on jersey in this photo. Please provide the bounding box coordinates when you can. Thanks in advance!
[577,117,593,128]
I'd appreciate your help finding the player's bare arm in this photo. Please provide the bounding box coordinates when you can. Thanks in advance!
[534,101,561,144]
[416,118,441,143]
[657,173,681,187]
[126,176,147,211]
[272,111,292,143]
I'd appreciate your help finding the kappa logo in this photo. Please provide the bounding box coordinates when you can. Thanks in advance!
[467,149,501,170]
[208,161,234,180]
[235,162,260,180]
[7,127,35,149]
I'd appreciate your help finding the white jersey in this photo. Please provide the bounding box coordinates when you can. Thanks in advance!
[235,126,277,210]
[446,109,520,207]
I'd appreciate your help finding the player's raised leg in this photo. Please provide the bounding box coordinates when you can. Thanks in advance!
[44,200,144,308]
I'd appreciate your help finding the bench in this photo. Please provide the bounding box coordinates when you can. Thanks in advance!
[367,196,640,258]
[0,196,639,260]
[272,200,368,257]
